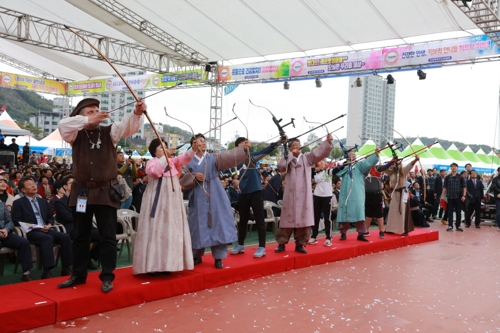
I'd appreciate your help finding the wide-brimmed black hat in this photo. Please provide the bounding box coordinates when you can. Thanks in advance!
[70,98,100,117]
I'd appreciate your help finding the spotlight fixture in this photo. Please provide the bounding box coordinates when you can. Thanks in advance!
[315,78,322,88]
[386,74,394,84]
[459,0,472,10]
[417,70,427,80]
[284,81,290,90]
[355,77,362,87]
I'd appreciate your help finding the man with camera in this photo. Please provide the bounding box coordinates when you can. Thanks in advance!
[117,151,137,209]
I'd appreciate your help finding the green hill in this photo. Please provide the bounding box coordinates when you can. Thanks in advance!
[0,86,54,122]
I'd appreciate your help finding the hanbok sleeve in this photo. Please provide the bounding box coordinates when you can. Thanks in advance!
[146,158,167,179]
[306,140,333,166]
[214,145,247,171]
[171,148,195,170]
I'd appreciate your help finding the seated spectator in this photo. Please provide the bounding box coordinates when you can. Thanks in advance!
[131,175,147,213]
[0,195,33,282]
[0,176,15,212]
[118,172,133,209]
[409,183,432,227]
[49,180,65,216]
[37,176,53,200]
[226,179,240,209]
[12,177,72,279]
[54,176,99,269]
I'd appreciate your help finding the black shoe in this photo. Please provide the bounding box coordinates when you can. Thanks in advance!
[88,261,99,270]
[294,244,307,254]
[193,257,202,265]
[446,227,453,231]
[357,234,369,242]
[101,280,113,293]
[214,259,223,269]
[20,274,33,282]
[160,271,172,276]
[456,227,464,232]
[465,224,471,228]
[57,275,86,288]
[401,232,409,236]
[475,225,481,229]
[41,271,53,279]
[379,231,385,239]
[60,267,72,277]
[275,244,286,253]
[339,233,346,241]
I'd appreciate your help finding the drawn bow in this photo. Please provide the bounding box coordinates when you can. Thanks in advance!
[249,100,294,159]
[391,127,426,202]
[64,25,175,191]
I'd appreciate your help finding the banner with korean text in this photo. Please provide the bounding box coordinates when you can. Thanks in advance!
[218,34,500,82]
[0,73,66,94]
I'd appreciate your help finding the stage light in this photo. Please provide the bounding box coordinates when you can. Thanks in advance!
[315,78,322,88]
[355,77,362,87]
[284,81,290,90]
[417,70,426,80]
[387,74,394,84]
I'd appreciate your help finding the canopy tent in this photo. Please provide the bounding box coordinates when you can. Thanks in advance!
[131,150,142,159]
[39,129,72,151]
[461,146,482,164]
[0,122,29,137]
[475,148,493,165]
[486,150,500,165]
[446,143,468,163]
[356,140,377,157]
[0,111,21,129]
[142,151,153,160]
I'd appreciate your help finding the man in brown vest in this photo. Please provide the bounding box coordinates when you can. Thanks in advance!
[57,98,145,292]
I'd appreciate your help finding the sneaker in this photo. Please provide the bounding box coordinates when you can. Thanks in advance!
[253,247,266,258]
[446,226,453,231]
[308,238,318,245]
[324,239,332,247]
[230,244,245,255]
[379,231,385,239]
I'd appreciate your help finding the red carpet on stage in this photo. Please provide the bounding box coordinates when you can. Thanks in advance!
[1,229,438,333]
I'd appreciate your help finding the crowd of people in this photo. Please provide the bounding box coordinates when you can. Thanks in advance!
[0,97,499,295]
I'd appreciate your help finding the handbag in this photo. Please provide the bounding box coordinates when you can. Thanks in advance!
[110,179,126,202]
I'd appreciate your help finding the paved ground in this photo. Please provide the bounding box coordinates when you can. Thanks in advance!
[29,220,500,333]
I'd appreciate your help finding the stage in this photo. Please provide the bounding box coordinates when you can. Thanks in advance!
[0,229,438,333]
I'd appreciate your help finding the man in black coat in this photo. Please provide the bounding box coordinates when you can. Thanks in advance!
[434,169,448,223]
[465,170,484,228]
[12,177,73,279]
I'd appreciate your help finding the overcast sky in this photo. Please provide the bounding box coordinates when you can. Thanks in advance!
[1,56,500,150]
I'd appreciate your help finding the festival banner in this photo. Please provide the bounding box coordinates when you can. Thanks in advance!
[66,79,106,95]
[0,72,66,94]
[104,70,203,92]
[218,34,500,82]
[218,60,290,82]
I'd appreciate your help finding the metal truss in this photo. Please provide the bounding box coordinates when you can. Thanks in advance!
[0,7,204,74]
[0,52,71,81]
[452,0,500,48]
[207,66,223,149]
[75,0,208,65]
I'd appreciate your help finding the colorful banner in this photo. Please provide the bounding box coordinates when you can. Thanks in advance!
[68,70,203,95]
[218,61,290,82]
[218,34,500,82]
[66,79,106,95]
[0,73,66,94]
[104,70,203,92]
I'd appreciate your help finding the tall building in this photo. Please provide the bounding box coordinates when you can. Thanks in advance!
[29,110,63,135]
[345,75,396,148]
[88,71,146,139]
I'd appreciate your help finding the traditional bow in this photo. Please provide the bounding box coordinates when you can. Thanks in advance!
[391,127,426,202]
[249,100,294,159]
[64,25,175,191]
[232,103,251,180]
